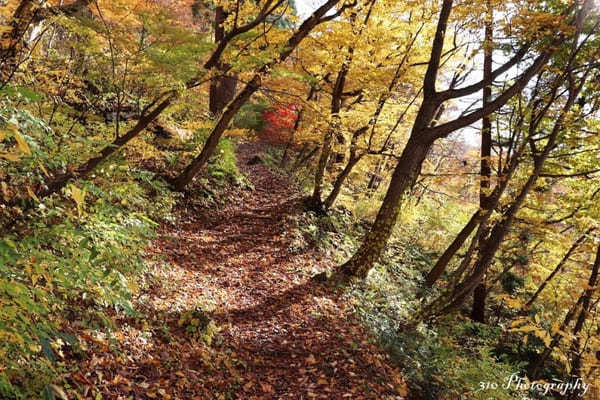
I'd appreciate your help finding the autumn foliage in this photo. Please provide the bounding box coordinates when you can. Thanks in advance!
[257,103,299,145]
[2,0,600,399]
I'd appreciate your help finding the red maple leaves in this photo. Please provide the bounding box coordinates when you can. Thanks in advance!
[258,103,300,145]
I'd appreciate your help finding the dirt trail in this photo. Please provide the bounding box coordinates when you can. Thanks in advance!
[70,142,405,399]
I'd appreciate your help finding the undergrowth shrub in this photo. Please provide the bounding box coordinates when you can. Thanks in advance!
[310,194,528,399]
[233,100,270,132]
[351,260,524,399]
[0,126,177,398]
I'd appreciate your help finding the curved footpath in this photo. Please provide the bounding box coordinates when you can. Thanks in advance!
[68,141,407,399]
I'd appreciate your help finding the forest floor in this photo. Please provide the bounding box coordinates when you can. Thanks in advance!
[67,142,407,399]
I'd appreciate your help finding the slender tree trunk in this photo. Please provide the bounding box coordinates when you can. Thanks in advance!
[29,96,174,202]
[311,128,335,211]
[470,284,487,322]
[280,108,303,167]
[292,145,319,171]
[426,211,482,285]
[1,0,92,84]
[367,159,383,190]
[291,143,309,169]
[568,242,600,380]
[530,293,585,379]
[172,75,260,190]
[311,65,349,211]
[471,6,493,323]
[1,0,38,83]
[435,74,582,316]
[324,154,362,209]
[310,5,376,210]
[438,157,555,316]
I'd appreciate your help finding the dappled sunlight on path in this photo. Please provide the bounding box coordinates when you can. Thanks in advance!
[68,142,406,399]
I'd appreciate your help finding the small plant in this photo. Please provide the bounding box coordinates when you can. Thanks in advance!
[177,307,219,345]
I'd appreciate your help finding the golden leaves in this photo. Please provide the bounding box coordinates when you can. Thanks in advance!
[1,124,30,161]
[70,185,87,215]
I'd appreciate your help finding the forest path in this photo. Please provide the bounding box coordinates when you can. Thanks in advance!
[70,142,405,399]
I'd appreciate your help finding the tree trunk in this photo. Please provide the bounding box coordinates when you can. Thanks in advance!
[530,241,600,380]
[568,241,600,380]
[435,74,582,316]
[530,292,585,379]
[32,96,174,202]
[425,210,482,285]
[367,159,383,190]
[209,6,237,116]
[311,128,335,211]
[471,5,493,323]
[292,145,319,171]
[438,163,548,316]
[324,154,361,209]
[340,137,430,277]
[1,0,38,83]
[339,0,454,277]
[1,0,93,84]
[209,73,237,117]
[311,63,349,210]
[172,75,260,190]
[280,108,303,167]
[470,283,487,322]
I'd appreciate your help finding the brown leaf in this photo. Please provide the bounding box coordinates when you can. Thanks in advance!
[260,382,273,393]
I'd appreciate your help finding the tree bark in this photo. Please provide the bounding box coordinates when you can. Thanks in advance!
[292,145,319,171]
[311,128,335,211]
[471,5,494,323]
[341,136,430,277]
[324,154,361,209]
[280,108,303,167]
[209,6,238,116]
[340,0,555,278]
[172,75,260,190]
[434,56,585,316]
[1,0,93,84]
[470,283,487,322]
[425,210,483,285]
[339,0,455,277]
[27,95,175,203]
[311,57,351,211]
[1,0,303,207]
[567,241,600,380]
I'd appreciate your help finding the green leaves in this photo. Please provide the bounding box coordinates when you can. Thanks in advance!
[0,86,42,102]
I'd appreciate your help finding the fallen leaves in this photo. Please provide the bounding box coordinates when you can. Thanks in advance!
[63,143,405,399]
